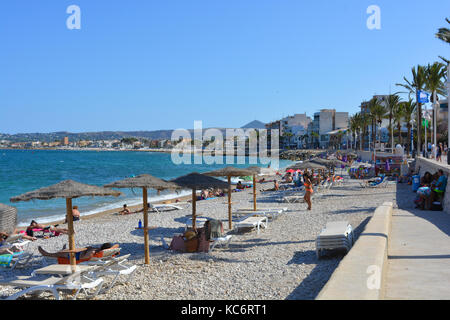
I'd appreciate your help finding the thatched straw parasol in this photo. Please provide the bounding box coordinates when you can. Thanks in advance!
[105,174,181,264]
[203,167,255,229]
[10,180,122,268]
[0,203,18,234]
[310,158,346,175]
[170,173,229,229]
[287,161,327,171]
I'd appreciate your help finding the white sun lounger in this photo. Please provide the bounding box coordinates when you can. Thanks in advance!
[0,251,34,270]
[235,207,288,213]
[316,221,354,259]
[0,267,104,300]
[184,216,208,230]
[233,208,286,220]
[209,235,233,253]
[1,234,31,251]
[281,194,305,203]
[81,254,136,293]
[150,203,183,213]
[234,216,268,234]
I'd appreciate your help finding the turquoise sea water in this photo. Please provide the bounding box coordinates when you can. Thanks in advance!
[0,150,292,226]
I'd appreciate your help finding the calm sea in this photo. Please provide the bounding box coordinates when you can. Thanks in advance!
[0,149,292,226]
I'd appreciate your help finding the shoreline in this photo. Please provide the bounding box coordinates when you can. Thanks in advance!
[15,192,196,231]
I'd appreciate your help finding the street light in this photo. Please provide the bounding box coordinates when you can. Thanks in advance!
[447,64,450,165]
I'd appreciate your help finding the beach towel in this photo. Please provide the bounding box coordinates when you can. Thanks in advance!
[56,250,116,265]
[0,251,23,268]
[204,219,224,241]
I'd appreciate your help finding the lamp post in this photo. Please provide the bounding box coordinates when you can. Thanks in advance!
[447,63,450,165]
[410,119,414,157]
[424,105,428,158]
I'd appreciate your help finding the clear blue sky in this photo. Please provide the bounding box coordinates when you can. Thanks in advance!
[0,0,449,134]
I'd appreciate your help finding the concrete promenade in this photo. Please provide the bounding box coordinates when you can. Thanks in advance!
[383,183,450,299]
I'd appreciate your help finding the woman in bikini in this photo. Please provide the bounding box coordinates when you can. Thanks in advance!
[26,220,69,237]
[303,173,313,211]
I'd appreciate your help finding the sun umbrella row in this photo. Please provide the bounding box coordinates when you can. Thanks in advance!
[4,167,264,268]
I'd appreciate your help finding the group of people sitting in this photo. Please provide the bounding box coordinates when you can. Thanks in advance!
[199,188,225,199]
[0,221,70,258]
[234,181,253,191]
[415,169,447,210]
[0,220,70,253]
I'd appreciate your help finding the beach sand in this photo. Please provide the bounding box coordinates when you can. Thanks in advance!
[0,173,397,300]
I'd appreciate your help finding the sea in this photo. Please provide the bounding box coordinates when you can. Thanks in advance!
[0,149,293,226]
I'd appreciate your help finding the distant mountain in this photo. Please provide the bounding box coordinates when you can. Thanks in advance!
[241,120,266,129]
[0,131,171,142]
[0,127,250,142]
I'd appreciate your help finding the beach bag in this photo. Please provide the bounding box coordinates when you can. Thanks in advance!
[196,227,210,253]
[431,202,443,211]
[169,235,186,252]
[184,237,199,253]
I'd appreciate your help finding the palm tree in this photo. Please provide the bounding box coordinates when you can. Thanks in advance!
[360,112,370,151]
[386,94,402,150]
[300,134,309,149]
[368,97,387,150]
[349,114,359,150]
[425,62,447,146]
[310,132,319,149]
[436,18,450,44]
[396,65,427,154]
[401,99,417,155]
[372,104,388,148]
[392,102,404,147]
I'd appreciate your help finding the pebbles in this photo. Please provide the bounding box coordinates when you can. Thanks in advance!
[0,175,396,300]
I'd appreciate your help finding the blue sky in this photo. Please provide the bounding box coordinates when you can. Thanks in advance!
[0,0,449,134]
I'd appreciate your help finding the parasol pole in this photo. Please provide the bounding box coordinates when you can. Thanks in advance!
[253,174,257,211]
[143,187,149,265]
[227,175,232,229]
[192,188,196,229]
[65,198,76,269]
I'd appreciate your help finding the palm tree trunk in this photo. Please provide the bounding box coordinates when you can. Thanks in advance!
[407,125,412,155]
[417,101,422,155]
[389,116,393,150]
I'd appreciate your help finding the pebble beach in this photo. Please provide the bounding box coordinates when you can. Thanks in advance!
[0,173,397,300]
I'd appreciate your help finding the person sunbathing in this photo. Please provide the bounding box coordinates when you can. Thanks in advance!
[26,221,69,237]
[236,181,245,190]
[0,244,22,255]
[38,243,119,261]
[119,204,133,215]
[1,229,37,242]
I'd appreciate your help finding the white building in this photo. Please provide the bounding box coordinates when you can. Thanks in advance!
[280,113,312,148]
[307,109,349,149]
